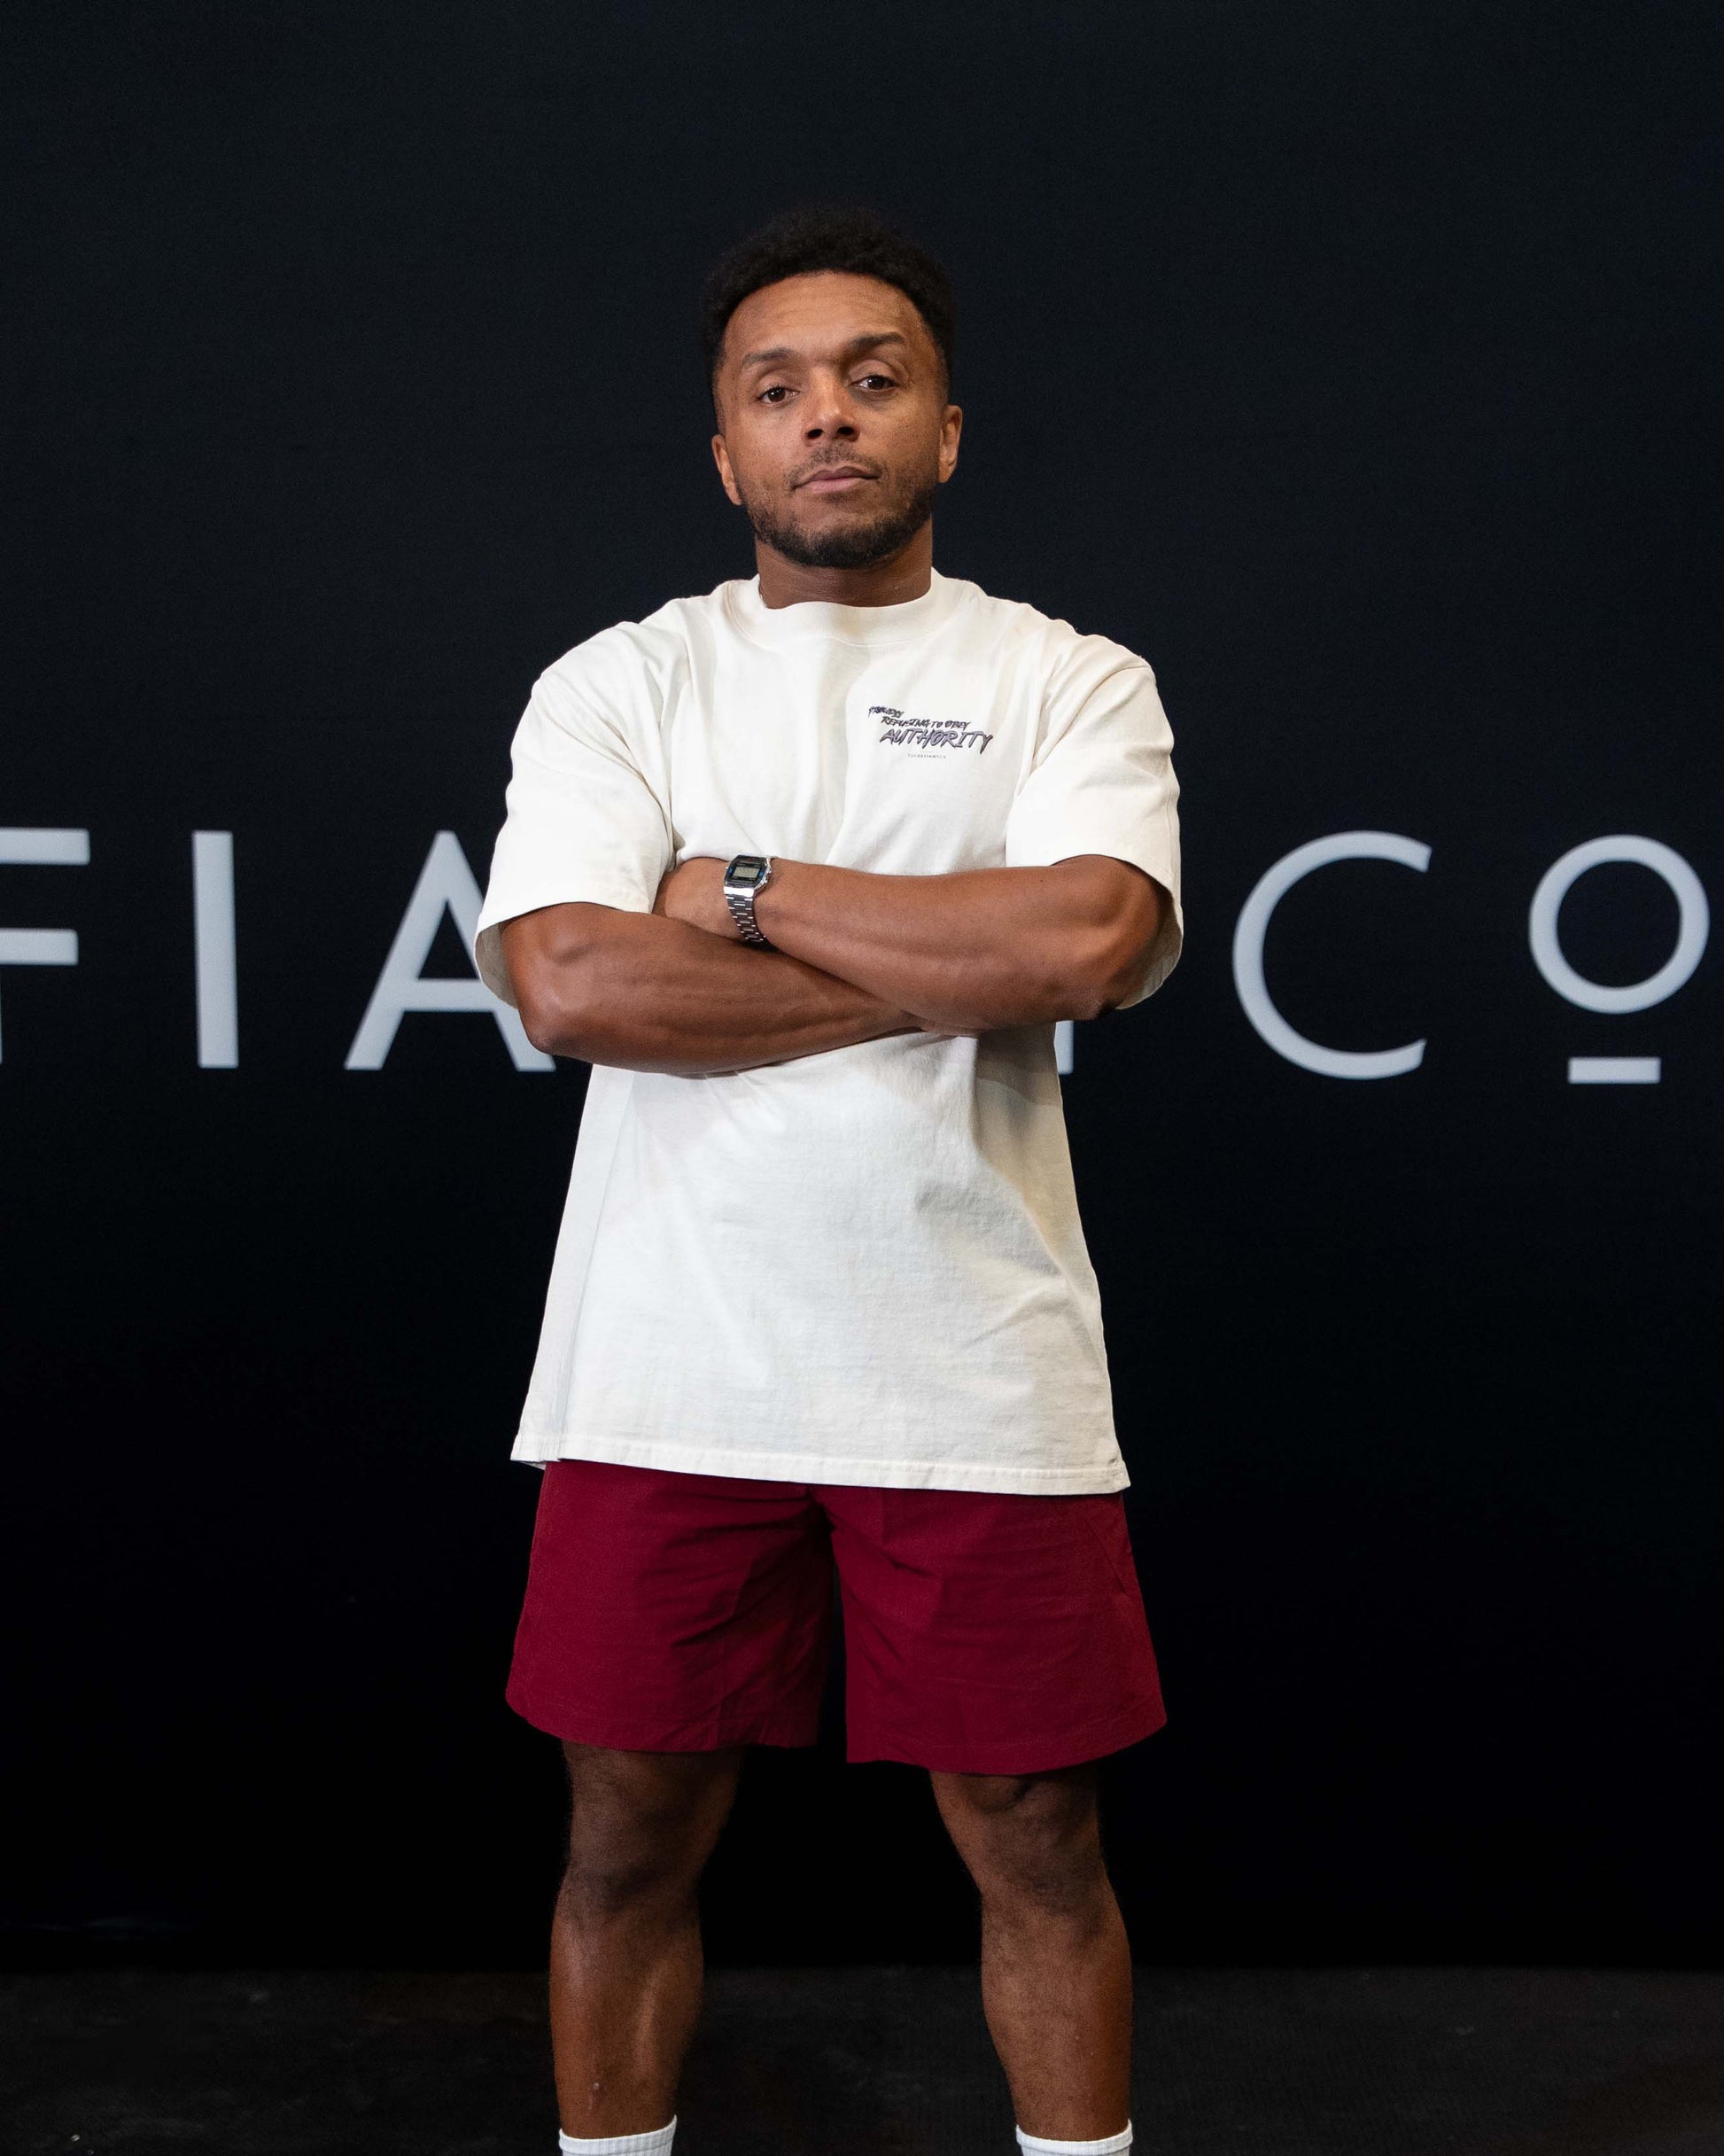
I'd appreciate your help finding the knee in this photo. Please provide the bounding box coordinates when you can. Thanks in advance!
[948,1772,1053,1822]
[556,1747,731,1925]
[559,1786,717,1920]
[559,1782,716,1920]
[557,1839,693,1924]
[937,1771,1108,1921]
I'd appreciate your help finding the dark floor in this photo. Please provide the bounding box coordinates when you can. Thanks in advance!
[5,1966,1723,2155]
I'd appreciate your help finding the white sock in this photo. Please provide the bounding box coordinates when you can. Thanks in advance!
[1015,2126,1132,2155]
[558,2122,675,2156]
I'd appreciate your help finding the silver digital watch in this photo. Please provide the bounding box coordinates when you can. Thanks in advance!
[722,854,775,946]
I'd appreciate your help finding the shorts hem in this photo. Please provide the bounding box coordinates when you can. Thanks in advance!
[506,1682,820,1754]
[845,1702,1168,1776]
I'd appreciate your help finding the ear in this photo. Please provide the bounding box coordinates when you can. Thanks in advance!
[711,432,743,508]
[937,402,963,485]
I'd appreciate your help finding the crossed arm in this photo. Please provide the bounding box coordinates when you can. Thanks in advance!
[500,853,1165,1078]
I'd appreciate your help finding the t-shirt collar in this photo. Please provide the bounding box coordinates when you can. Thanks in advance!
[724,566,964,651]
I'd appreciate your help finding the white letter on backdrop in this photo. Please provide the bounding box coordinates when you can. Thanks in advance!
[346,831,554,1072]
[192,831,239,1068]
[1232,830,1432,1079]
[0,827,89,1062]
[1528,836,1709,1014]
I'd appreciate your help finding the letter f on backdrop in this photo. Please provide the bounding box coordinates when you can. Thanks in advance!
[0,828,88,1062]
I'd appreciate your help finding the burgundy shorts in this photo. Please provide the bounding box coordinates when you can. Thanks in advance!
[507,1459,1167,1776]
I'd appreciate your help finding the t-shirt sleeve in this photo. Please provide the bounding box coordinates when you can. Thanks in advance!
[472,660,673,1007]
[1003,650,1184,1008]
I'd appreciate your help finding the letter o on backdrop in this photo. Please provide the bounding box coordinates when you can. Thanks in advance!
[1528,836,1710,1013]
[1232,831,1432,1078]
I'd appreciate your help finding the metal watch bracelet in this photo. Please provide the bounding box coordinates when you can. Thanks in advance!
[722,854,774,947]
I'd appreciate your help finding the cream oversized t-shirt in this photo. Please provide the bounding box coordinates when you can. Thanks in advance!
[474,569,1182,1494]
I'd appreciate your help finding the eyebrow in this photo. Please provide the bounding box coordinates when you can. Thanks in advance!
[735,331,912,370]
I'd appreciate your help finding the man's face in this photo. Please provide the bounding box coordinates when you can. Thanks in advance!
[711,271,962,572]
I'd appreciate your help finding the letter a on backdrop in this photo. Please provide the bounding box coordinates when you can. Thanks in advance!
[346,832,554,1071]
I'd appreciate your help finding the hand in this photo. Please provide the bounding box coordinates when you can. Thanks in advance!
[652,855,736,938]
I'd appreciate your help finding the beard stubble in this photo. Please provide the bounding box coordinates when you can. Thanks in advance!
[739,469,941,572]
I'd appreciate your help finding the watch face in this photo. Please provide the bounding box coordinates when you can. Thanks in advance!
[729,860,766,886]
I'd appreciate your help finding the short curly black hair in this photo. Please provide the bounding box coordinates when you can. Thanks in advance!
[700,206,955,396]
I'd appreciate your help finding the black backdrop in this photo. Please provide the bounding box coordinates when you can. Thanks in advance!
[4,2,1720,1969]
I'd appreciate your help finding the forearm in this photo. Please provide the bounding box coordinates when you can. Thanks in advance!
[750,857,1153,1031]
[503,907,932,1077]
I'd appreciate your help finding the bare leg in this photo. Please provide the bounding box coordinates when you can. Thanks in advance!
[549,1741,742,2137]
[931,1763,1132,2140]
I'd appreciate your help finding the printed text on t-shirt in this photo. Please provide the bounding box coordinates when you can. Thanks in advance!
[871,704,994,756]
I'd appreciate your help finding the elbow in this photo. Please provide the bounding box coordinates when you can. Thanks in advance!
[515,988,571,1059]
[1067,974,1125,1024]
[517,999,568,1059]
[1083,876,1164,1017]
[501,906,644,1061]
[1091,941,1154,1017]
[514,964,599,1061]
[1016,927,1128,1027]
[1068,921,1158,1021]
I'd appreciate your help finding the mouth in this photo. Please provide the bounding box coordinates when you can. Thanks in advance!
[795,465,879,494]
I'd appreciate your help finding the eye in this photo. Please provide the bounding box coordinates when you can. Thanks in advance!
[854,372,897,392]
[757,384,793,405]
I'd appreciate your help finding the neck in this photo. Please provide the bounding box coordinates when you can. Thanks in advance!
[754,523,935,610]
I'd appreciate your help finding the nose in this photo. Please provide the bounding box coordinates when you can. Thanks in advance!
[803,370,858,443]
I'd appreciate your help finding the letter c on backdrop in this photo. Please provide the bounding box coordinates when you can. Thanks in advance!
[1232,831,1432,1078]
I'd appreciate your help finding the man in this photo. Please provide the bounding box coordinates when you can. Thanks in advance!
[474,206,1183,2156]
